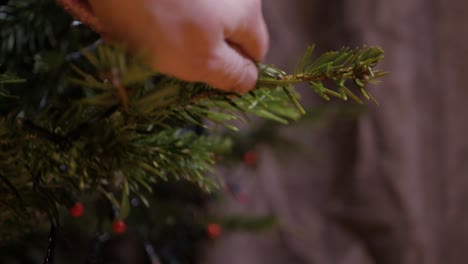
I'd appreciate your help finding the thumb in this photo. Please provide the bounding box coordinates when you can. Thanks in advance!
[203,42,259,94]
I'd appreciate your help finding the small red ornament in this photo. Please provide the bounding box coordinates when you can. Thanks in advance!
[69,202,84,218]
[243,150,258,166]
[206,223,222,239]
[112,220,127,234]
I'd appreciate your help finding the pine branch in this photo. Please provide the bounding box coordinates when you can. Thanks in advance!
[0,72,24,98]
[0,0,96,66]
[0,44,385,225]
[0,43,385,221]
[68,44,384,130]
[0,1,386,242]
[257,46,386,104]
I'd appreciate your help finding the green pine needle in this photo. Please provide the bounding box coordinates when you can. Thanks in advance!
[0,0,386,243]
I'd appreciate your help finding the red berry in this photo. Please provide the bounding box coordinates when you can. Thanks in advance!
[69,202,84,218]
[243,150,258,166]
[112,220,127,234]
[206,223,222,238]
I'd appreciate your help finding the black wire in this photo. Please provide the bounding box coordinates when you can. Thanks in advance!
[43,224,57,264]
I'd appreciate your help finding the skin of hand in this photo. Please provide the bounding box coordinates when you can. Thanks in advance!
[88,0,269,93]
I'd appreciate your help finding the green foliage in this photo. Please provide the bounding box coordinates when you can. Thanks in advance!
[258,45,386,104]
[0,0,97,68]
[0,0,386,245]
[0,0,97,115]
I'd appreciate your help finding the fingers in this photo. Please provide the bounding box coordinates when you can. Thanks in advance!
[202,42,259,94]
[223,1,269,62]
[226,18,269,62]
[90,0,266,94]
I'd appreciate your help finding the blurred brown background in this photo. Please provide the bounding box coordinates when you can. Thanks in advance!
[202,1,468,263]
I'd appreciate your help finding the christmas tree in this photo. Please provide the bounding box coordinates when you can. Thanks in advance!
[0,0,385,263]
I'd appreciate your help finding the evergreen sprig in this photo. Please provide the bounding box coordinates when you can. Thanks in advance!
[0,0,386,243]
[68,44,384,128]
[258,46,386,105]
[0,0,96,67]
[0,42,384,242]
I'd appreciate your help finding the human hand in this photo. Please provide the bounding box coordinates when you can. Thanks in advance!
[89,0,269,93]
